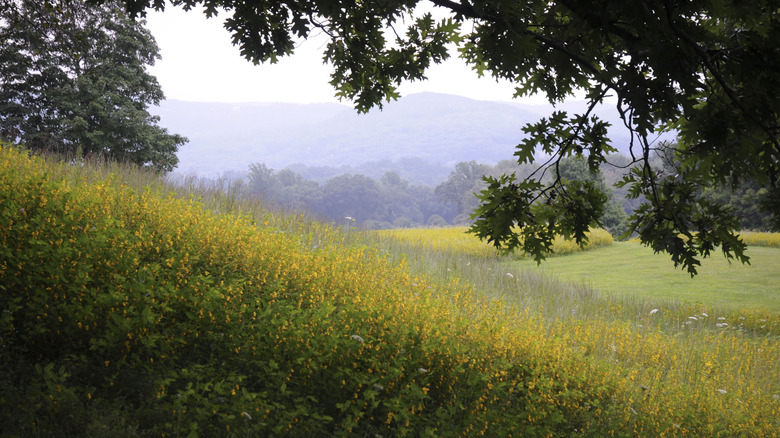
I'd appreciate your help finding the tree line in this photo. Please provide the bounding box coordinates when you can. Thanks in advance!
[244,150,775,237]
[244,156,632,234]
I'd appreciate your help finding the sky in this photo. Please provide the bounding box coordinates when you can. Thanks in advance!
[143,5,546,105]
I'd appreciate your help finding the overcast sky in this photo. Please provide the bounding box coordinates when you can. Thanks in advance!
[143,5,547,105]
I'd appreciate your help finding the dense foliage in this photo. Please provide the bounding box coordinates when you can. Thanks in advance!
[0,0,186,171]
[109,0,780,274]
[245,164,459,228]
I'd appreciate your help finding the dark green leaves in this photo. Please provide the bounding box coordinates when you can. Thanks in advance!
[326,11,462,113]
[619,163,750,276]
[0,0,186,171]
[517,110,615,165]
[469,173,607,263]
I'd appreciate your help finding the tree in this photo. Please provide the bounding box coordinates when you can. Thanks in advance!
[112,0,780,274]
[247,163,280,198]
[703,180,775,232]
[0,0,186,171]
[380,171,424,225]
[556,156,628,237]
[434,161,492,215]
[320,174,384,223]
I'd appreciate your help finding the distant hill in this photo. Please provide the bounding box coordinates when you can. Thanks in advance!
[153,92,647,181]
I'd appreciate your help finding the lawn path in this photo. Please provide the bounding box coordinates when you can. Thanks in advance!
[513,242,780,312]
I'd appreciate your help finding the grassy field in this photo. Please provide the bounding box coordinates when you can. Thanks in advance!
[513,242,780,313]
[2,143,779,437]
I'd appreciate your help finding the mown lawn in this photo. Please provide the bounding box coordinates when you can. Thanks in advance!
[514,241,780,313]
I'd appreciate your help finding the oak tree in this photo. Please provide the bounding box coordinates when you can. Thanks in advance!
[112,0,779,273]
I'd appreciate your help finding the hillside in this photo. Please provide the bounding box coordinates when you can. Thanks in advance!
[153,93,639,179]
[1,145,777,436]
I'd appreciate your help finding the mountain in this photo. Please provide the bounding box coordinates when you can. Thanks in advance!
[152,92,652,181]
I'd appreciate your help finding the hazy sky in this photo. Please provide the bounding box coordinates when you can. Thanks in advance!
[144,5,546,105]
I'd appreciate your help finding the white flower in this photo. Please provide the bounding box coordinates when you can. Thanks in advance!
[418,368,428,373]
[716,323,728,328]
[506,273,514,279]
[718,317,726,321]
[688,316,698,320]
[649,308,659,315]
[241,412,252,420]
[701,313,709,317]
[351,334,365,343]
[717,389,727,395]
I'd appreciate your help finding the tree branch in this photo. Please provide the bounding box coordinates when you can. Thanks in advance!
[661,0,780,152]
[428,0,480,19]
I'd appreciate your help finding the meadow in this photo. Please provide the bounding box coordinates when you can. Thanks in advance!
[1,143,779,437]
[512,242,780,312]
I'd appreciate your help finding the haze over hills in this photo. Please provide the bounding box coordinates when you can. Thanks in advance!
[153,92,641,184]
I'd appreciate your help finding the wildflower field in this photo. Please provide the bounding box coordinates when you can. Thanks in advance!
[374,226,614,259]
[739,231,780,248]
[1,144,779,437]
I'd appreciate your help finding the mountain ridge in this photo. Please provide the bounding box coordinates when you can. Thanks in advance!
[153,92,639,180]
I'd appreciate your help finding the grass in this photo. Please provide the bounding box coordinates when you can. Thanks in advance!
[2,143,779,437]
[512,242,780,312]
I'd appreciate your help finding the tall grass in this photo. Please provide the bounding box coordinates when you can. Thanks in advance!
[739,231,780,248]
[2,144,779,436]
[373,226,614,260]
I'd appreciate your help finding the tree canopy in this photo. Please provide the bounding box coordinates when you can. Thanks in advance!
[0,0,187,171]
[111,0,779,273]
